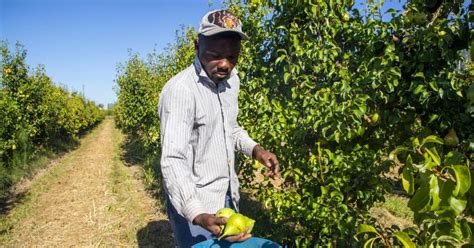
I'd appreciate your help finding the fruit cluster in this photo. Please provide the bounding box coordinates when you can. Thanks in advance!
[215,208,255,240]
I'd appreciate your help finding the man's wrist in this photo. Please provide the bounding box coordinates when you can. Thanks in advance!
[192,213,208,226]
[252,145,264,159]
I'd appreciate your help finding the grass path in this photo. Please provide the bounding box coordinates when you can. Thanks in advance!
[0,118,173,247]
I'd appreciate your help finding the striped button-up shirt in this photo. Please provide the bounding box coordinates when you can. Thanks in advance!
[158,57,257,223]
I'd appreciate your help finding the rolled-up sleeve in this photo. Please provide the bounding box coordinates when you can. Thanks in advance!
[231,101,258,156]
[233,125,258,157]
[158,85,205,223]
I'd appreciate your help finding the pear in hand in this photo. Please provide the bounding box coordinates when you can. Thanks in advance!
[215,207,235,235]
[218,213,255,240]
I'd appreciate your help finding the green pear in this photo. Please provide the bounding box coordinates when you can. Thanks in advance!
[252,160,263,169]
[244,216,255,234]
[218,213,247,240]
[371,113,379,124]
[342,12,350,22]
[216,208,235,219]
[444,129,459,147]
[215,207,235,235]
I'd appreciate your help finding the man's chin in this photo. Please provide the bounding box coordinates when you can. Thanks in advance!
[211,74,229,83]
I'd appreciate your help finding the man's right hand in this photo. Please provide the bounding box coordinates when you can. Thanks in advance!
[193,213,252,242]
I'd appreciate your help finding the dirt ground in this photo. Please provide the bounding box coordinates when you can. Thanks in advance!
[1,118,174,247]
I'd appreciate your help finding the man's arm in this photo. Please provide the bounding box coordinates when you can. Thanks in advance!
[159,85,206,223]
[232,124,258,157]
[252,144,280,177]
[232,123,280,177]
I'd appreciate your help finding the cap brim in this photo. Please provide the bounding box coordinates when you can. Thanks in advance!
[200,27,248,40]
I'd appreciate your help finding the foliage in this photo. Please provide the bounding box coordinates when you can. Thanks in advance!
[0,41,104,197]
[226,0,473,246]
[114,0,473,246]
[358,135,473,247]
[114,28,196,184]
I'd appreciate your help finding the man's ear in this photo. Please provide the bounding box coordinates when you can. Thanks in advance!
[194,39,199,55]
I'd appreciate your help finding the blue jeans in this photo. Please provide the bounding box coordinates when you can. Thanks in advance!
[166,192,235,248]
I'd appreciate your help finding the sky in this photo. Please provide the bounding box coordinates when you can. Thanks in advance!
[0,0,403,107]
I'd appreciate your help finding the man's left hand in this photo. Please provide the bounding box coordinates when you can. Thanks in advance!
[252,145,280,177]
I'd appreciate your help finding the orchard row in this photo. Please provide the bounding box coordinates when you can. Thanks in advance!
[0,42,104,197]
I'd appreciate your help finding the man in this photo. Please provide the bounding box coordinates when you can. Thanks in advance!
[158,9,280,247]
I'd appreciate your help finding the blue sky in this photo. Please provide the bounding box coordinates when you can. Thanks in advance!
[1,0,403,106]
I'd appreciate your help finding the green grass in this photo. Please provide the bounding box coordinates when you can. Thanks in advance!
[0,123,102,243]
[0,140,79,198]
[110,122,174,246]
[107,125,151,244]
[118,135,166,214]
[110,144,132,196]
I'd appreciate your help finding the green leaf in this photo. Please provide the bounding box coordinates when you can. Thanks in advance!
[353,108,364,118]
[422,161,437,172]
[435,234,460,245]
[275,54,287,64]
[320,186,328,195]
[389,146,409,160]
[439,179,455,201]
[406,155,413,167]
[414,72,425,79]
[408,186,431,213]
[330,191,344,201]
[425,147,441,166]
[421,135,444,146]
[363,237,379,248]
[452,165,471,197]
[428,114,439,123]
[449,196,467,215]
[460,219,472,241]
[283,72,290,83]
[413,85,425,95]
[402,166,415,195]
[356,224,379,236]
[393,231,416,248]
[429,175,441,211]
[429,81,439,92]
[444,151,464,166]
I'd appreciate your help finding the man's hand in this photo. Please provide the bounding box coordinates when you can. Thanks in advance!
[193,213,225,236]
[224,228,252,242]
[193,213,252,242]
[252,145,280,177]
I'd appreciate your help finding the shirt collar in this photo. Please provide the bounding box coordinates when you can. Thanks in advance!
[194,56,210,81]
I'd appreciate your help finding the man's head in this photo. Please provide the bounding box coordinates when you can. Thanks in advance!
[195,33,241,83]
[196,9,247,83]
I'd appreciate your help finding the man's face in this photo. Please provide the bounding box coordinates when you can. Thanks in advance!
[196,35,241,83]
